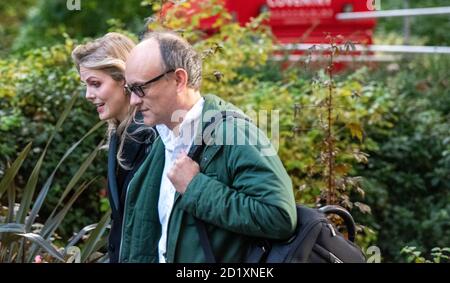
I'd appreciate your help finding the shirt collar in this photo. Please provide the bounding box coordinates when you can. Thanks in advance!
[156,97,204,151]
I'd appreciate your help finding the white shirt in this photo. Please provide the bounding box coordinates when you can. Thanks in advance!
[156,97,204,263]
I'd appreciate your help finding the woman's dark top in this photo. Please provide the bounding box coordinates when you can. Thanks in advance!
[107,123,156,263]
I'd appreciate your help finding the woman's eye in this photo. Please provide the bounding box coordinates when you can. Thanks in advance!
[91,82,101,88]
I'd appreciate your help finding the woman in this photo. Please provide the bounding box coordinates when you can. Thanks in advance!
[72,32,155,263]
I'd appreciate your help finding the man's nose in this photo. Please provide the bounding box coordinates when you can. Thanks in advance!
[130,92,142,107]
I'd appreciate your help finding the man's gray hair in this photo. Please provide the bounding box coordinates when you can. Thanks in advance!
[142,31,202,90]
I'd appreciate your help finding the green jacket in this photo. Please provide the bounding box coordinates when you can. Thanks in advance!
[119,94,297,263]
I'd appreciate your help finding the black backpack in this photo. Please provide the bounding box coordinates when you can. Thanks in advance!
[245,205,366,263]
[188,111,366,263]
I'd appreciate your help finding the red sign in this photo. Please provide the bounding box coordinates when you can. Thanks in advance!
[163,0,376,45]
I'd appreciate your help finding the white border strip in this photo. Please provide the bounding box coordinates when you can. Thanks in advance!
[272,54,398,62]
[337,7,450,20]
[278,44,450,54]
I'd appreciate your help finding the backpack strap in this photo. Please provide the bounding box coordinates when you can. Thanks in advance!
[187,110,250,263]
[188,110,250,163]
[194,217,217,263]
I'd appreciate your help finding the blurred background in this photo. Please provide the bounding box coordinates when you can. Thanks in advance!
[0,0,449,262]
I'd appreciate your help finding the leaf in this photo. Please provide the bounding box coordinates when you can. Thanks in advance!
[27,178,96,262]
[93,253,109,263]
[16,233,65,262]
[16,153,45,225]
[332,45,340,56]
[88,238,108,263]
[354,202,372,214]
[66,224,97,248]
[356,186,365,198]
[213,71,223,82]
[27,132,104,231]
[3,242,18,262]
[44,179,95,238]
[57,128,104,200]
[6,182,16,223]
[348,123,363,142]
[0,142,32,199]
[334,164,349,175]
[16,94,78,225]
[80,210,111,263]
[339,88,352,97]
[0,223,26,234]
[351,90,361,99]
[65,246,81,263]
[353,150,369,164]
[433,257,440,263]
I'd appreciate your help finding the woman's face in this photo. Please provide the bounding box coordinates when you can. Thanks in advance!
[80,67,129,122]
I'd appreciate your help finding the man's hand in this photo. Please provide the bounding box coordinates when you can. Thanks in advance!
[167,152,200,194]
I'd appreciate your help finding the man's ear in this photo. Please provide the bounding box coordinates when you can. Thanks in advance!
[174,68,188,93]
[120,79,131,96]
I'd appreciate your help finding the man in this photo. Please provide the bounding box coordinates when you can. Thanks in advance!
[120,31,297,263]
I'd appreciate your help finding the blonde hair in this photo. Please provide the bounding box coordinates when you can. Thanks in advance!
[72,32,143,169]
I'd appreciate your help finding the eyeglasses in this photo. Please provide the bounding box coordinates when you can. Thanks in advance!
[125,69,174,97]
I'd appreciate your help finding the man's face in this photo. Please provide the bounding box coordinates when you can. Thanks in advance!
[125,39,177,126]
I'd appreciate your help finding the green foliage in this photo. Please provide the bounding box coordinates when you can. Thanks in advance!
[356,55,450,262]
[290,40,374,212]
[0,95,110,263]
[280,63,394,250]
[376,0,450,45]
[401,246,450,263]
[0,0,37,56]
[11,0,152,53]
[0,37,109,239]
